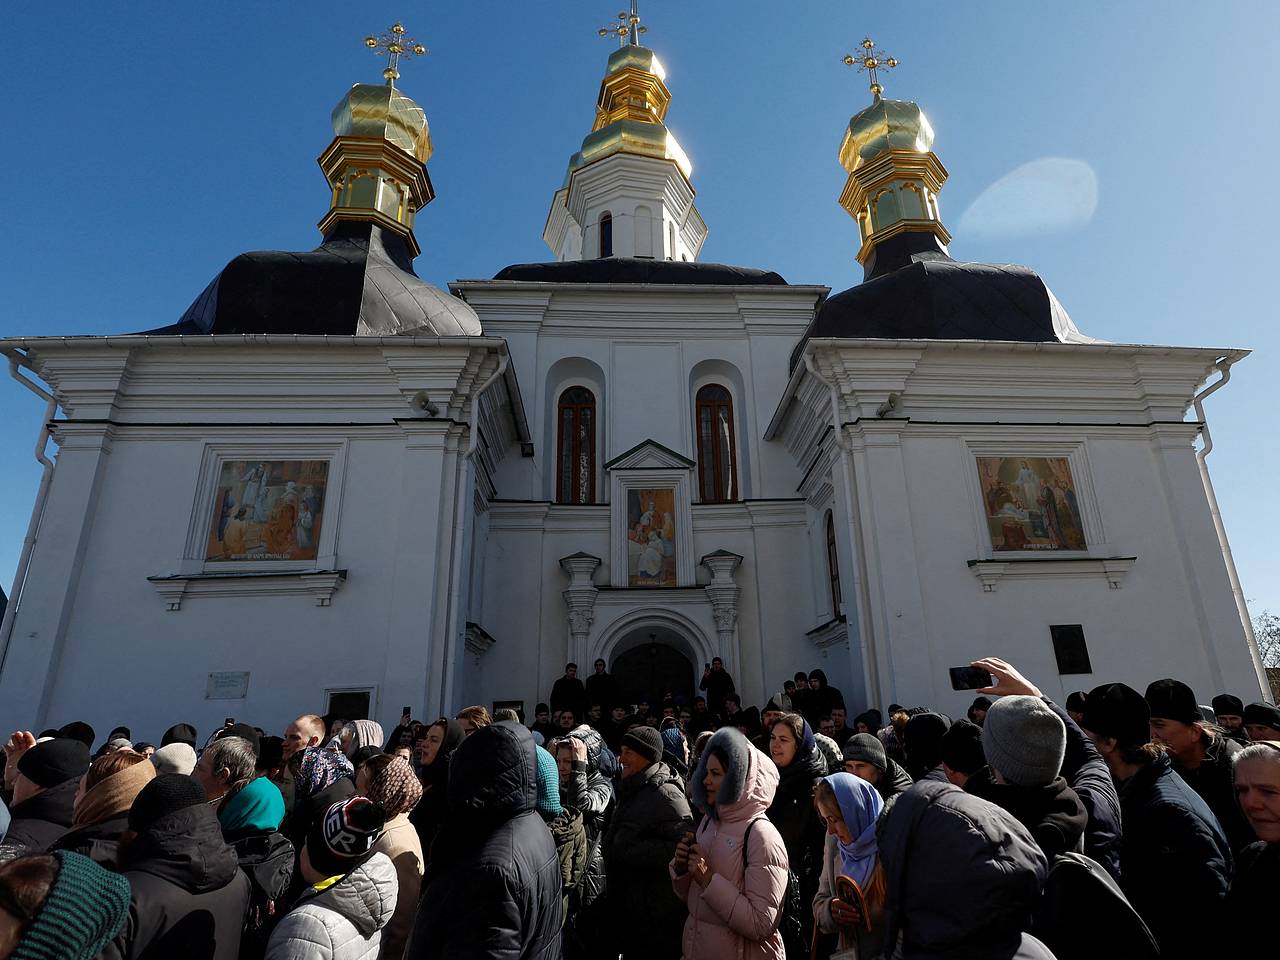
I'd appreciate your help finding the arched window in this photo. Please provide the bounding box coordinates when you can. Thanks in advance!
[599,213,613,258]
[695,384,737,502]
[556,386,596,504]
[825,509,842,615]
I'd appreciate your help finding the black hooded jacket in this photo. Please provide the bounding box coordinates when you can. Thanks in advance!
[767,742,828,948]
[408,721,562,960]
[48,812,131,868]
[1,778,79,853]
[966,773,1088,861]
[103,803,252,960]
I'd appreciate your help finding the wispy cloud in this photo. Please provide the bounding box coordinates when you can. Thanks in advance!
[958,158,1098,240]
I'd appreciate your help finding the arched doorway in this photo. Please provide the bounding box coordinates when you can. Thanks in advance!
[611,629,696,709]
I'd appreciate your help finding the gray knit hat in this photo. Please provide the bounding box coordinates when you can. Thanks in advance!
[842,733,888,773]
[982,696,1065,788]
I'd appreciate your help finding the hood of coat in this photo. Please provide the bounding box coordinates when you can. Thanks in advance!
[8,777,79,827]
[567,724,605,774]
[448,721,536,826]
[690,728,779,823]
[881,781,1047,957]
[777,737,828,788]
[619,760,681,801]
[883,760,915,798]
[122,802,243,894]
[308,850,397,938]
[965,775,1087,854]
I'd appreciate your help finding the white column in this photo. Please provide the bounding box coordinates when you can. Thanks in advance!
[701,550,743,667]
[560,553,602,668]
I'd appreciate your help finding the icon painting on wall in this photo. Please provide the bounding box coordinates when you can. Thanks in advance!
[626,487,677,587]
[976,456,1086,551]
[206,459,329,562]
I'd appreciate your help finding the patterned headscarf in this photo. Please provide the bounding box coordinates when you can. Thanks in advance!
[297,746,353,799]
[367,755,423,816]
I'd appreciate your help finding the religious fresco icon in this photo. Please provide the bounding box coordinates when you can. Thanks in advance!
[206,459,330,562]
[976,456,1087,551]
[626,487,677,587]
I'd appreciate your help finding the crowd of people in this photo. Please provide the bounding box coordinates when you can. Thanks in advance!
[0,655,1276,959]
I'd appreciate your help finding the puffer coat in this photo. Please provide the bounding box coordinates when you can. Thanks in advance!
[408,721,562,960]
[562,723,614,908]
[266,852,396,960]
[672,729,788,960]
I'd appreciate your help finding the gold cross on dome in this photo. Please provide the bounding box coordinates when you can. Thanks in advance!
[598,1,647,47]
[843,37,898,100]
[363,22,427,87]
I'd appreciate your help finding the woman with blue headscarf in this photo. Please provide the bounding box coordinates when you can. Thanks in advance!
[812,772,888,959]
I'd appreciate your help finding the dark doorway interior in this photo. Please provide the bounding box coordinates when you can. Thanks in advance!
[612,639,695,709]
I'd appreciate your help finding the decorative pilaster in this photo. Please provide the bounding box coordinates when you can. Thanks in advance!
[701,549,743,659]
[560,552,602,666]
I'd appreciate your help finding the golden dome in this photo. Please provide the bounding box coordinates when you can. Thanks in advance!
[330,83,432,163]
[839,98,934,174]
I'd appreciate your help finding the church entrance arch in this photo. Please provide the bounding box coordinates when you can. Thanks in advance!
[594,609,716,712]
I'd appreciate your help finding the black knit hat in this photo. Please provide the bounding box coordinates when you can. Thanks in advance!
[215,723,261,756]
[1145,679,1201,725]
[1211,694,1244,717]
[6,850,131,960]
[1244,701,1280,732]
[940,719,987,776]
[306,797,386,877]
[903,712,951,774]
[56,722,95,750]
[17,739,89,789]
[763,698,783,713]
[621,726,663,764]
[1065,691,1089,713]
[842,733,888,773]
[128,774,207,831]
[106,726,131,742]
[258,735,285,769]
[1082,683,1150,748]
[160,723,197,747]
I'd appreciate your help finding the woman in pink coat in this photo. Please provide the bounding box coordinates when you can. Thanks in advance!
[671,727,789,960]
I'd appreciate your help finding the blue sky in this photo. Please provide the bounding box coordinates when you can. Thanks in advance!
[1,1,1277,621]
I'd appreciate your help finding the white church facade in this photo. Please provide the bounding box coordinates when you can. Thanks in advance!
[0,25,1268,737]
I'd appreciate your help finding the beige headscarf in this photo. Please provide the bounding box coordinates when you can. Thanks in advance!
[72,759,156,828]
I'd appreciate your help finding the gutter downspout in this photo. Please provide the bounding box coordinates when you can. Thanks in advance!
[1193,359,1270,700]
[803,350,882,709]
[0,352,60,675]
[438,347,510,714]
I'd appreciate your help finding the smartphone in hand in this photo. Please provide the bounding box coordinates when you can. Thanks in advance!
[949,666,993,691]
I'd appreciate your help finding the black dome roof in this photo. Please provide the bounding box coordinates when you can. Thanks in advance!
[790,232,1083,370]
[492,257,786,285]
[144,221,480,337]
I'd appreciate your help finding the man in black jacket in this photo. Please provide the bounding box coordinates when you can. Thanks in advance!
[584,659,619,715]
[1081,682,1230,960]
[409,721,561,960]
[602,726,693,960]
[550,663,587,719]
[103,774,251,960]
[698,657,735,715]
[1146,678,1255,852]
[0,737,88,854]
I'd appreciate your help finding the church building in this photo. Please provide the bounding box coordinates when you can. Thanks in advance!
[0,18,1267,736]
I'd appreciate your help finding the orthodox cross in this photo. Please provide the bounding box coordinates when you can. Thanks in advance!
[599,1,647,47]
[364,22,427,86]
[843,37,898,99]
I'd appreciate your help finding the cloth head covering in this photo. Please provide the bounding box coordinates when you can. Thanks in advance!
[822,772,883,887]
[1144,679,1201,725]
[661,728,685,762]
[18,739,90,789]
[150,742,196,776]
[128,774,206,832]
[6,850,131,960]
[1244,701,1280,732]
[621,726,663,764]
[843,733,888,772]
[1211,694,1244,717]
[72,757,155,829]
[366,756,422,816]
[981,697,1065,787]
[217,776,285,836]
[533,745,562,820]
[422,719,466,791]
[306,796,386,878]
[160,723,197,748]
[939,720,986,777]
[297,746,354,799]
[343,720,385,759]
[56,723,96,750]
[1081,683,1150,748]
[689,728,754,818]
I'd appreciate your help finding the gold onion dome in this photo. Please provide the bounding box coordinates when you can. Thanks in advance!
[330,83,432,163]
[839,98,934,174]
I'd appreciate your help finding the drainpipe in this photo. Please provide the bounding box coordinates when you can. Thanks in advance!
[0,352,61,674]
[803,350,882,708]
[438,348,510,713]
[1192,358,1270,699]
